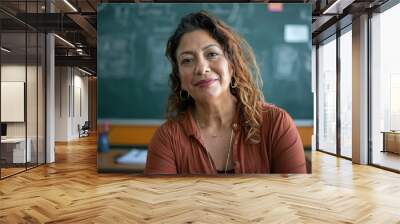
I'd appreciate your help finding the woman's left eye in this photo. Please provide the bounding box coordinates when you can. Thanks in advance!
[207,52,218,58]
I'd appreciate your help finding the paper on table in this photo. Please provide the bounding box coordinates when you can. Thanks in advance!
[116,149,148,164]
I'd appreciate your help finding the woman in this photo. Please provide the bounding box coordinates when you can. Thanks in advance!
[145,11,306,174]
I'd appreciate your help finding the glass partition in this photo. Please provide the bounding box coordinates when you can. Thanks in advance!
[1,30,28,177]
[27,30,38,169]
[38,32,45,165]
[0,1,46,179]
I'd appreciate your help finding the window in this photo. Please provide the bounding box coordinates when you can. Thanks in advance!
[317,36,337,154]
[339,28,352,158]
[371,3,400,171]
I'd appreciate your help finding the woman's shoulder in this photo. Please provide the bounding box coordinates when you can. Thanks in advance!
[260,102,294,126]
[260,102,288,116]
[150,115,193,149]
[156,118,183,136]
[150,119,183,147]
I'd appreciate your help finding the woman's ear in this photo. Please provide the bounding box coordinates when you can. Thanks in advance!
[171,72,183,92]
[176,74,187,92]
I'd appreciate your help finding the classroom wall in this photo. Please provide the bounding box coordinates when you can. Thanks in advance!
[54,67,89,141]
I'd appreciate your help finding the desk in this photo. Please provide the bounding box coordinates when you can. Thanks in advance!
[98,148,312,173]
[382,131,400,154]
[97,149,146,173]
[1,138,32,163]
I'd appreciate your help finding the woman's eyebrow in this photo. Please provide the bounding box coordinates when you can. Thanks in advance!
[178,44,220,58]
[202,44,219,51]
[178,51,194,58]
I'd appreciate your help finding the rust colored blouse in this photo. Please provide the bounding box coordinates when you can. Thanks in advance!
[145,103,306,174]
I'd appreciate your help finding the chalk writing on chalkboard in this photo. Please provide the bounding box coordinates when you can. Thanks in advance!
[146,36,170,92]
[272,44,300,81]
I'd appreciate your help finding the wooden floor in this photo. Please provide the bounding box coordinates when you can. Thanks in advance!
[1,135,400,223]
[372,151,400,171]
[1,163,45,178]
[0,167,25,178]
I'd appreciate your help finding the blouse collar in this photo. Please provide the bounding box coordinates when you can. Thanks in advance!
[178,104,241,139]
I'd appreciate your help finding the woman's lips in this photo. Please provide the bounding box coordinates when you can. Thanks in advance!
[195,79,217,88]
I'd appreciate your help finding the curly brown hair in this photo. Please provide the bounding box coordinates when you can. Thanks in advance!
[165,11,265,143]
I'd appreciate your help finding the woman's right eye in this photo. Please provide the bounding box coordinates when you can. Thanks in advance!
[181,58,193,65]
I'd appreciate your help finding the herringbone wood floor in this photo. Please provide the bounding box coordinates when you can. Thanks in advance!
[1,135,400,223]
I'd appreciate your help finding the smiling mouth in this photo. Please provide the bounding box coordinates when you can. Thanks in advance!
[195,79,217,87]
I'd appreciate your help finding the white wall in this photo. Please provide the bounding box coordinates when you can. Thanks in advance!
[55,67,89,141]
[1,64,26,81]
[1,65,26,140]
[55,66,69,141]
[1,65,39,138]
[73,73,89,138]
[1,64,45,163]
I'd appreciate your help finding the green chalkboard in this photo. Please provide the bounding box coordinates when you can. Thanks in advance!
[98,3,312,122]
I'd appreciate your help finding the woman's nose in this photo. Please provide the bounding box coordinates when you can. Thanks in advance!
[195,57,210,76]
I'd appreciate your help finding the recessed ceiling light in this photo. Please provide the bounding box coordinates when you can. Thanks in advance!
[322,0,354,15]
[1,47,11,53]
[54,34,75,48]
[63,0,78,12]
[78,67,92,76]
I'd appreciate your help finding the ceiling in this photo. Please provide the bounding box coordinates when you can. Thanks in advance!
[1,0,98,74]
[0,0,391,76]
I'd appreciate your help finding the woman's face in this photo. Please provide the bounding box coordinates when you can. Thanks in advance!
[176,29,233,103]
